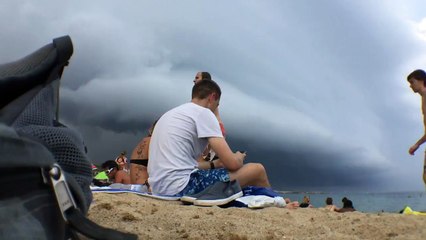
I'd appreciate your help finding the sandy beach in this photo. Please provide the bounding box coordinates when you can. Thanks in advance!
[87,192,426,239]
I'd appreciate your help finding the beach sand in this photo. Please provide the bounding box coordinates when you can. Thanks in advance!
[88,192,426,240]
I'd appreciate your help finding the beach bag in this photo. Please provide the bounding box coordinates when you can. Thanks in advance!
[0,36,137,239]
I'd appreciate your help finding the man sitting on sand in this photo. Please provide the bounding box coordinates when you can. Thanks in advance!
[148,80,271,200]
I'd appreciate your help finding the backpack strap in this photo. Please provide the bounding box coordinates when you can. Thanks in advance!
[67,209,138,240]
[45,164,138,240]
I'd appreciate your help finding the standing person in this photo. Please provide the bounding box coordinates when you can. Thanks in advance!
[194,72,226,161]
[194,72,226,137]
[129,120,157,185]
[193,71,212,84]
[148,80,270,199]
[406,69,426,185]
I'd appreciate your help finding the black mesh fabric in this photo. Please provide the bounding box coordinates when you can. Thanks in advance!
[12,84,92,212]
[0,45,54,78]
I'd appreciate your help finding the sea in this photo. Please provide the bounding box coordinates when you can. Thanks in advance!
[277,191,426,213]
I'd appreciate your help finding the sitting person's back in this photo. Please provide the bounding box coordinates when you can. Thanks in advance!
[336,198,356,213]
[299,196,313,208]
[102,160,131,184]
[129,121,157,185]
[324,197,337,211]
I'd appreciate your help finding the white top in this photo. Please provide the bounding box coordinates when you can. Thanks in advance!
[148,102,223,195]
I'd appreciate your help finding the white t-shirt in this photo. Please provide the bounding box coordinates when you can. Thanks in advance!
[148,102,223,195]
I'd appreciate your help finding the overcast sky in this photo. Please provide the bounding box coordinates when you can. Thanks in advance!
[2,0,426,192]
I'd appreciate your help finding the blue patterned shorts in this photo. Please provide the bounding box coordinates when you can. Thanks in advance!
[178,168,230,196]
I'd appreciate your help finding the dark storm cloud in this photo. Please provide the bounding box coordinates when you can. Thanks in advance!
[1,0,426,191]
[226,135,392,192]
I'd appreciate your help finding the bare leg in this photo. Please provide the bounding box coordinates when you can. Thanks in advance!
[423,152,426,187]
[285,201,300,209]
[229,163,271,188]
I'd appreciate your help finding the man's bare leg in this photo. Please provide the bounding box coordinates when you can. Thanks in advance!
[229,163,271,188]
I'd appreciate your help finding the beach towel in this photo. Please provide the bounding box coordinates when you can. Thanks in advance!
[236,195,286,209]
[91,184,181,201]
[220,186,286,209]
[242,186,282,198]
[402,206,426,216]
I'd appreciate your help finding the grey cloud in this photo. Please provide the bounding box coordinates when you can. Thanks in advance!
[2,0,426,191]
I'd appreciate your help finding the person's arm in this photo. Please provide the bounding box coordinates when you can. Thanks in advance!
[214,108,226,137]
[214,107,222,124]
[208,137,245,171]
[409,135,426,155]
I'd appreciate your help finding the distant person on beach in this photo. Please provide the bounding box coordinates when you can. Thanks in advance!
[148,79,271,197]
[194,71,212,84]
[299,196,313,208]
[324,197,337,211]
[336,197,356,213]
[129,120,157,185]
[102,160,131,184]
[406,69,426,185]
[284,198,300,208]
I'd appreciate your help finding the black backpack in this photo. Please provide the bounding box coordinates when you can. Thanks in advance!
[0,36,137,240]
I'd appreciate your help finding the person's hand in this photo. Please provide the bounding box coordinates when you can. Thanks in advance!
[213,159,224,168]
[237,150,246,155]
[409,144,419,155]
[235,151,246,164]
